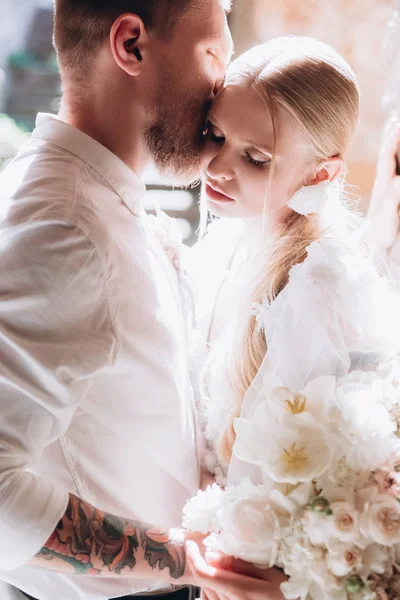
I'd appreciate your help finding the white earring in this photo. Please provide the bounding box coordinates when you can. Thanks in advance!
[288,180,340,216]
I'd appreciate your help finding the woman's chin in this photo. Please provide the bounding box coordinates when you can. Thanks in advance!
[206,198,240,218]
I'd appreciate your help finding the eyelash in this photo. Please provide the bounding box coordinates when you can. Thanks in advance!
[208,125,270,169]
[209,130,225,144]
[244,153,270,169]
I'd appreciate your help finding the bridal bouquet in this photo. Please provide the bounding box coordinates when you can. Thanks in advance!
[183,365,400,600]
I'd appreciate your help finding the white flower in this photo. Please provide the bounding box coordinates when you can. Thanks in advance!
[278,517,324,586]
[269,482,314,517]
[205,487,281,568]
[359,590,380,600]
[361,494,400,545]
[288,180,340,216]
[280,574,311,600]
[265,374,336,424]
[234,417,333,484]
[182,484,224,534]
[307,559,349,600]
[334,373,398,471]
[303,500,360,547]
[330,501,360,543]
[326,544,363,578]
[303,510,332,547]
[316,458,371,494]
[361,543,394,576]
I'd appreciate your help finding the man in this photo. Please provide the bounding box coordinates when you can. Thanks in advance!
[0,1,285,599]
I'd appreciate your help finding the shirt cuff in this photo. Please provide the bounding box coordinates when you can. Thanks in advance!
[0,471,70,571]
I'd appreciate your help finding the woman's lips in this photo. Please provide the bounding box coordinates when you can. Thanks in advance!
[205,183,234,203]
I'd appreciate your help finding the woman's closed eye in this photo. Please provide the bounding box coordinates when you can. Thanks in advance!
[244,151,270,169]
[207,121,225,144]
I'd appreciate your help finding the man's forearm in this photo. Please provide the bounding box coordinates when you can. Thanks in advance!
[30,493,191,583]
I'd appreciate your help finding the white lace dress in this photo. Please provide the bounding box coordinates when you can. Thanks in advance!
[186,217,400,487]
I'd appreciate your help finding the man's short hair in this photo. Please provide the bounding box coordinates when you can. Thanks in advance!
[54,0,194,76]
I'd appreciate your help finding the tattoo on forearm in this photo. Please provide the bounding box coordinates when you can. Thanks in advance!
[35,494,186,579]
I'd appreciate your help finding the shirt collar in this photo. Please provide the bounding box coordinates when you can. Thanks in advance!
[32,113,146,216]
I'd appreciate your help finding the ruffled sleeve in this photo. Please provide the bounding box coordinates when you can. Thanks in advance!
[229,238,400,485]
[265,240,397,387]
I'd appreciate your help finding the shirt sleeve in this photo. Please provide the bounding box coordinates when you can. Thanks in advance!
[0,218,117,571]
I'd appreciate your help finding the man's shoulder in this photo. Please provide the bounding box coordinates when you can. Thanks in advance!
[0,139,123,235]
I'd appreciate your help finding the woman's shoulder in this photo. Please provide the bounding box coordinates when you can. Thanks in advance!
[272,236,400,356]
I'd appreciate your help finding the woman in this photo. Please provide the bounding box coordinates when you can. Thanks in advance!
[187,36,400,488]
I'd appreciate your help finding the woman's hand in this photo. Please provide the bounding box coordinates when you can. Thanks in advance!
[186,542,288,600]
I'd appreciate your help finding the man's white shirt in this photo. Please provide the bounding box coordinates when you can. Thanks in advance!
[0,114,199,599]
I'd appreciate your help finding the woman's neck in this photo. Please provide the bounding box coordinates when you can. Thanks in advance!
[242,215,274,259]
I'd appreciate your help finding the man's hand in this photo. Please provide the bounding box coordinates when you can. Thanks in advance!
[186,542,287,600]
[368,120,400,253]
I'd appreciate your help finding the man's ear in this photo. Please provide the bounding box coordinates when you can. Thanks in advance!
[110,14,151,77]
[307,157,344,186]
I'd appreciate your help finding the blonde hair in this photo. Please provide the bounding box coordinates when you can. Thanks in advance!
[204,37,360,464]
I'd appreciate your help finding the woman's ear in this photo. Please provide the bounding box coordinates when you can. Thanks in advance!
[308,157,344,186]
[110,14,151,77]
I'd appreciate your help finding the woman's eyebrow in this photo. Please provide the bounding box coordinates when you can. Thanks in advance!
[245,140,274,156]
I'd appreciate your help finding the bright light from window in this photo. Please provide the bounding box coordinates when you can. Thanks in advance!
[143,189,194,212]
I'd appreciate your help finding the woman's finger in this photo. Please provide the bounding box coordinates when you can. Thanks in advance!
[201,588,223,600]
[194,562,282,599]
[187,541,284,599]
[206,552,286,585]
[186,540,217,579]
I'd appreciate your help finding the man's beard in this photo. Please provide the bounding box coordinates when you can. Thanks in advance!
[145,83,210,186]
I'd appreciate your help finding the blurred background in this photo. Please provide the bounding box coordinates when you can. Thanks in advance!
[0,0,398,243]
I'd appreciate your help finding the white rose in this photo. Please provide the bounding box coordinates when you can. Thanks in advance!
[326,544,363,578]
[329,502,360,543]
[206,496,280,567]
[361,495,400,545]
[303,501,359,548]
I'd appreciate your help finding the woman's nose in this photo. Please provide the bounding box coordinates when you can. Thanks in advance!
[206,149,235,181]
